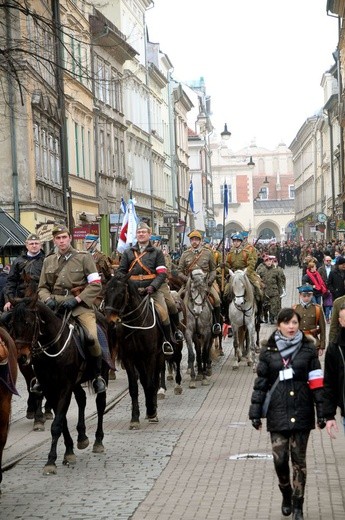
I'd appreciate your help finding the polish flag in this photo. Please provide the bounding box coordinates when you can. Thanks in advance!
[117,199,138,253]
[308,369,324,389]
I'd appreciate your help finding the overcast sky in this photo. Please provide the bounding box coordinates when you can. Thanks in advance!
[146,0,338,151]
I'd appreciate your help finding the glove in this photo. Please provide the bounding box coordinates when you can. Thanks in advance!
[45,298,57,311]
[60,298,79,311]
[251,419,262,430]
[317,418,326,430]
[146,286,155,295]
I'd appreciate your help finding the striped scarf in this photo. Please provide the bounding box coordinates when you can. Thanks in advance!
[274,329,303,359]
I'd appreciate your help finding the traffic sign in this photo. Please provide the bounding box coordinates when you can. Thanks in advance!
[163,215,178,224]
[159,226,170,236]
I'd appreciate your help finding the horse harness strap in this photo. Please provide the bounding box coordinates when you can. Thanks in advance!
[128,251,156,281]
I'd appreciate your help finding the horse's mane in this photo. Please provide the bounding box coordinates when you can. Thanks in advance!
[107,271,142,306]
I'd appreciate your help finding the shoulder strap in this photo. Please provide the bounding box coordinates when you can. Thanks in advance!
[128,251,152,275]
[315,305,320,324]
[187,251,204,273]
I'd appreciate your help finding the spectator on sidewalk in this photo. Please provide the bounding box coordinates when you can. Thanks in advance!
[249,307,325,520]
[293,284,326,356]
[327,256,345,303]
[302,261,327,304]
[324,303,345,439]
[318,256,333,323]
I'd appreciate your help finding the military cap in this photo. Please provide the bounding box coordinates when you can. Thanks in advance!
[52,224,70,237]
[137,222,151,231]
[85,234,99,242]
[297,284,314,293]
[188,230,202,240]
[26,233,41,242]
[231,232,243,241]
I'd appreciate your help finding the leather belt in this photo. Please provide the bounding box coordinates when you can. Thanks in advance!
[129,274,156,281]
[52,288,71,296]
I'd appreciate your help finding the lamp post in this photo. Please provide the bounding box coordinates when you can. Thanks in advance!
[221,123,231,140]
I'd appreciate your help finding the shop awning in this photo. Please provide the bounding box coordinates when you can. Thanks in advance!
[0,208,30,247]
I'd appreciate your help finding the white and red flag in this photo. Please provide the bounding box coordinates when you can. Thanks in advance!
[117,199,138,253]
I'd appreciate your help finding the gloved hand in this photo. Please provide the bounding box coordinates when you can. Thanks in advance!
[45,298,57,311]
[60,298,79,312]
[317,418,327,430]
[251,419,262,430]
[146,286,155,295]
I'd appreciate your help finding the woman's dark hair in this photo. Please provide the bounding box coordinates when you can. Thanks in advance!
[277,307,301,325]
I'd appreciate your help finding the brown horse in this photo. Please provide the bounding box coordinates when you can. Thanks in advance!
[0,327,18,492]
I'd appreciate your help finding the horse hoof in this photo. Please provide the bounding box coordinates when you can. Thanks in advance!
[33,421,45,432]
[108,370,116,380]
[148,415,159,423]
[77,438,90,450]
[129,422,140,430]
[43,464,57,475]
[92,442,105,454]
[189,382,196,389]
[247,361,253,366]
[157,389,166,400]
[26,411,35,420]
[63,454,76,466]
[196,374,203,381]
[44,411,54,421]
[174,385,182,395]
[167,374,173,381]
[202,378,210,386]
[232,366,239,371]
[206,369,212,377]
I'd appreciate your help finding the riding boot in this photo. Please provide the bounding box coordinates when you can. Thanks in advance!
[279,484,292,517]
[92,355,106,394]
[292,497,304,520]
[170,312,184,342]
[212,307,222,335]
[162,324,174,355]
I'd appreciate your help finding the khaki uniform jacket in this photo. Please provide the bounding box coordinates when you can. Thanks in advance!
[293,303,326,350]
[226,245,256,274]
[329,295,345,343]
[38,247,101,316]
[178,247,217,284]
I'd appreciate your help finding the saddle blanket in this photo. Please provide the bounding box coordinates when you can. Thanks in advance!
[74,324,115,371]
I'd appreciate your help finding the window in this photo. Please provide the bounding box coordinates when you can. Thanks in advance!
[289,185,295,199]
[259,187,268,200]
[33,120,61,186]
[220,184,232,204]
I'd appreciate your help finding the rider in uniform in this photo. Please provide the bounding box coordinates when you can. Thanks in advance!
[38,225,106,394]
[177,230,222,335]
[224,232,263,316]
[84,234,113,307]
[116,222,181,355]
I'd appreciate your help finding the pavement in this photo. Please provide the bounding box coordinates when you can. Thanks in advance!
[1,266,345,519]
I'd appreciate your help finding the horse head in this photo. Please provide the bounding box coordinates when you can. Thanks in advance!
[187,268,208,316]
[104,271,132,324]
[10,296,40,366]
[230,270,248,307]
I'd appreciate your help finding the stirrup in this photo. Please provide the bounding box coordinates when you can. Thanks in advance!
[212,323,222,335]
[30,377,43,396]
[92,376,106,394]
[162,341,174,355]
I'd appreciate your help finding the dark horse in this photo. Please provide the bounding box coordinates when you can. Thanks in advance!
[104,271,163,429]
[0,327,18,491]
[10,297,110,475]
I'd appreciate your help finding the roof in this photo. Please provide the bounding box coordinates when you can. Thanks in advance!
[253,199,295,211]
[0,209,30,247]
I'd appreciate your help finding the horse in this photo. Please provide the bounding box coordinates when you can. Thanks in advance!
[104,271,163,429]
[184,269,215,388]
[228,270,257,371]
[0,327,18,491]
[19,364,53,431]
[9,297,110,475]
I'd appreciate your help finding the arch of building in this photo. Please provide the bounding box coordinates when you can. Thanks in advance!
[225,222,244,236]
[256,220,281,241]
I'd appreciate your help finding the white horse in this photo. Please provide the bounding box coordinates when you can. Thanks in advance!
[228,269,257,371]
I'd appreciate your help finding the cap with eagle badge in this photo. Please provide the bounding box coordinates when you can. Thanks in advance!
[26,233,41,242]
[52,225,70,237]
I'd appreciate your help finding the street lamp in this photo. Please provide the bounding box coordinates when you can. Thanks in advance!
[247,156,255,167]
[221,123,231,140]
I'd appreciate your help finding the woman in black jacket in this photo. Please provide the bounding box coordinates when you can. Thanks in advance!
[324,303,345,439]
[249,308,325,520]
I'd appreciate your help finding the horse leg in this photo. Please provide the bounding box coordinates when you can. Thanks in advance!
[43,392,73,475]
[173,345,183,395]
[44,399,54,421]
[158,356,167,400]
[194,338,203,381]
[138,361,159,423]
[126,365,140,429]
[62,416,76,467]
[186,337,196,388]
[93,390,106,453]
[73,385,89,450]
[201,338,212,386]
[232,329,241,370]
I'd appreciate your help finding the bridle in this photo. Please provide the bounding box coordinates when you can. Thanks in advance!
[104,284,156,331]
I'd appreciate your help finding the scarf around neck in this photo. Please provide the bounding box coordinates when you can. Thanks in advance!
[306,269,325,292]
[274,329,303,360]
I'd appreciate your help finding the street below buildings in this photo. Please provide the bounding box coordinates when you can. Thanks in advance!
[1,266,345,519]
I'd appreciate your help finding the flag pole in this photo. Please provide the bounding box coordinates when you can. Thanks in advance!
[221,181,228,292]
[180,178,192,255]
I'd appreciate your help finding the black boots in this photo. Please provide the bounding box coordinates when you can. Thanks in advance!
[162,324,174,355]
[170,312,184,342]
[279,485,292,516]
[292,497,304,519]
[92,355,106,394]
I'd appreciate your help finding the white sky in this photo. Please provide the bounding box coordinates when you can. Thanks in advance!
[146,0,338,151]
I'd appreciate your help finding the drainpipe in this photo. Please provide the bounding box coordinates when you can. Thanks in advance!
[326,110,336,219]
[6,4,20,221]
